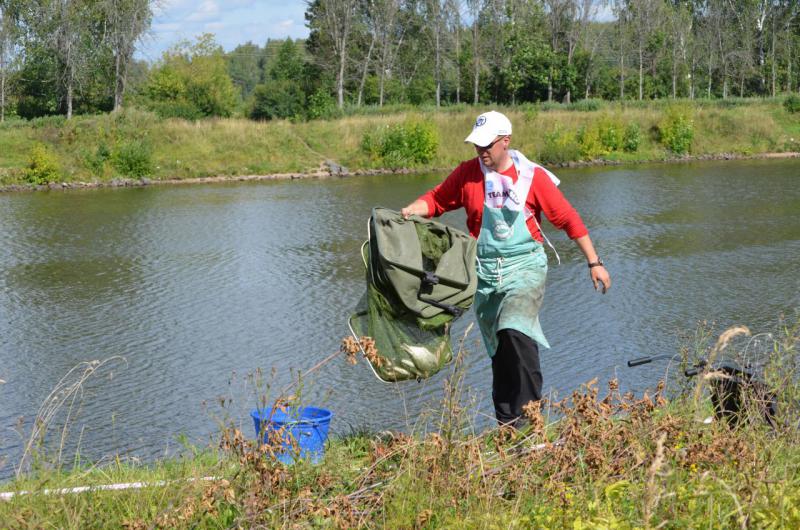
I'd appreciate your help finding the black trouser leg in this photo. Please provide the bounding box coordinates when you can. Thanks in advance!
[491,328,542,426]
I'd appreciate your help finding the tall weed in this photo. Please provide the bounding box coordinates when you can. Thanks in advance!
[539,127,581,164]
[24,144,60,185]
[659,107,694,154]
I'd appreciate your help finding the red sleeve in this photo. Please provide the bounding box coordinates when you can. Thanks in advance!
[417,162,469,217]
[529,167,588,240]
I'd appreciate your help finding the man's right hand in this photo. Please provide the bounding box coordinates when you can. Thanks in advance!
[401,200,429,219]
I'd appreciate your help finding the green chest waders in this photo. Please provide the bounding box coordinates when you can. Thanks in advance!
[474,152,549,357]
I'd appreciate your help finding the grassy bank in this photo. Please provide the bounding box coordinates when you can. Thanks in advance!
[2,324,798,528]
[1,98,799,188]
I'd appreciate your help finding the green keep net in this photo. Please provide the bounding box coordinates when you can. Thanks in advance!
[349,208,477,382]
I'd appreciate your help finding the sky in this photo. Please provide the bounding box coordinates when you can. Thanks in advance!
[136,0,311,62]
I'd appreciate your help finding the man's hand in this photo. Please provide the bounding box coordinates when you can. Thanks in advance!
[591,266,611,294]
[401,200,429,219]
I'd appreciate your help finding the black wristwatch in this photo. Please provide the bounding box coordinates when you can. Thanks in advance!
[588,258,604,269]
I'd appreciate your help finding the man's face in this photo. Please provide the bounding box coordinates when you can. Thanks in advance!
[474,135,510,170]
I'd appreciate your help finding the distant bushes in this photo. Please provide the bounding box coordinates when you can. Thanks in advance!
[539,128,581,164]
[540,113,644,163]
[784,94,800,114]
[112,140,154,178]
[659,107,694,154]
[361,120,438,167]
[24,144,60,185]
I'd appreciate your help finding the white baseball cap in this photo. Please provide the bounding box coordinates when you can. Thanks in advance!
[464,110,512,147]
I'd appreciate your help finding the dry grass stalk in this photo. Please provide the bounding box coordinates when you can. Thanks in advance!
[17,356,126,477]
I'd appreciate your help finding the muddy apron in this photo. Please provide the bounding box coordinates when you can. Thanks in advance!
[474,151,549,357]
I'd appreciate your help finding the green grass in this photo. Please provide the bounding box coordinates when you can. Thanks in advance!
[2,323,799,528]
[1,98,799,187]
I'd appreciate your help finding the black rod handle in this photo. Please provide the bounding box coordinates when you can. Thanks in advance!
[627,357,653,367]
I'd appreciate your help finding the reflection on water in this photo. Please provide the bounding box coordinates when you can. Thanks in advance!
[0,159,798,479]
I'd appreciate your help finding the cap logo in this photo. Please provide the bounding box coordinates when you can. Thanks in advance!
[475,116,486,127]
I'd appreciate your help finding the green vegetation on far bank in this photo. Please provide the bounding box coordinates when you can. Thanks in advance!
[2,323,799,528]
[1,98,800,189]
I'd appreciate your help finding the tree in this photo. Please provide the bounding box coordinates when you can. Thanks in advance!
[306,0,359,108]
[0,0,19,121]
[465,0,481,103]
[101,0,151,112]
[143,34,238,119]
[226,41,264,98]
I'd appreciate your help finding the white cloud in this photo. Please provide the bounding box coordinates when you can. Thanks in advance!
[278,19,294,29]
[187,0,221,22]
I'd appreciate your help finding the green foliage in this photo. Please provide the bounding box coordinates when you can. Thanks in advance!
[306,88,339,120]
[267,39,306,82]
[568,98,604,112]
[783,94,800,114]
[86,141,112,176]
[142,34,238,119]
[24,144,60,185]
[249,80,306,121]
[577,125,609,159]
[361,120,438,167]
[519,103,539,124]
[226,41,264,98]
[659,108,695,154]
[539,128,581,164]
[623,123,642,153]
[576,117,625,159]
[112,140,153,178]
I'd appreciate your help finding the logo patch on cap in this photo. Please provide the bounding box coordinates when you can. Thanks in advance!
[475,116,486,127]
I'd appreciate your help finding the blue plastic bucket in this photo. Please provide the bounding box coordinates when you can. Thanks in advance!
[250,406,333,464]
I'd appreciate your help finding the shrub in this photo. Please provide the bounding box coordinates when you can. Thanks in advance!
[538,128,581,164]
[519,103,539,124]
[659,108,694,154]
[361,120,438,167]
[623,123,641,152]
[112,140,154,178]
[306,88,340,120]
[577,126,609,159]
[784,94,800,114]
[86,141,112,176]
[249,80,305,121]
[24,144,60,185]
[569,98,604,112]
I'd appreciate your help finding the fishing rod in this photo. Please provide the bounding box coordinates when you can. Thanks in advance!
[627,353,778,428]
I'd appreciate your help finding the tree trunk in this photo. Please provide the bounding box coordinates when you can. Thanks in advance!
[548,72,553,102]
[0,47,5,123]
[114,51,124,111]
[67,77,73,119]
[357,35,375,107]
[434,30,440,108]
[472,22,479,104]
[620,54,624,100]
[337,39,347,108]
[770,22,776,98]
[672,61,677,99]
[638,47,643,100]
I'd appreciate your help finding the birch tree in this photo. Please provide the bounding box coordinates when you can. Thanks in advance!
[465,0,481,103]
[306,0,358,108]
[101,0,151,111]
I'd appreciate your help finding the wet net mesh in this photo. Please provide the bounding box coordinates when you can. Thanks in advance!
[349,208,477,382]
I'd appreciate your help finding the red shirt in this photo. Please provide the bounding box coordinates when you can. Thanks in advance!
[418,158,588,242]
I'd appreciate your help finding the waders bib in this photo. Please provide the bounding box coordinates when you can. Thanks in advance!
[474,151,549,356]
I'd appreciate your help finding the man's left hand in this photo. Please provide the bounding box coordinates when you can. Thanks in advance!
[591,266,611,294]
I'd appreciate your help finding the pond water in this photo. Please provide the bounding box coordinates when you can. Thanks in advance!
[1,159,798,479]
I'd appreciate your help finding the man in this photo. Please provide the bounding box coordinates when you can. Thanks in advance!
[401,110,611,427]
